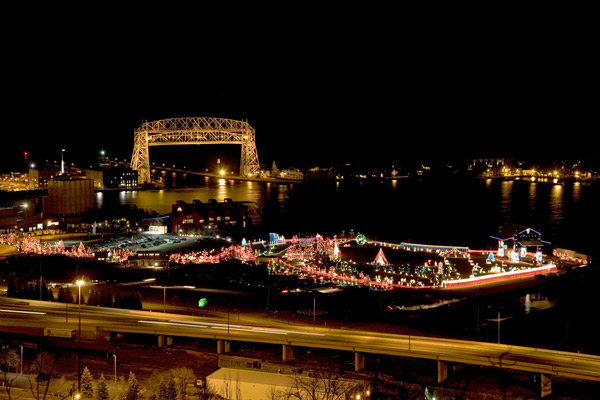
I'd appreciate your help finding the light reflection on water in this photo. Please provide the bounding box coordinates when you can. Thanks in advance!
[572,182,581,202]
[95,192,104,209]
[500,180,513,225]
[521,293,557,315]
[100,180,264,215]
[96,177,596,256]
[528,181,537,216]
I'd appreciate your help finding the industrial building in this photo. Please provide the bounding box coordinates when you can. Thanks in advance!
[30,165,137,190]
[46,175,94,217]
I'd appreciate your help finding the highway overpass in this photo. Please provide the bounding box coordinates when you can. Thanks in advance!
[1,297,599,397]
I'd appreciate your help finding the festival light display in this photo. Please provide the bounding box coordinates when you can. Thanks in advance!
[262,236,563,290]
[2,229,570,292]
[168,245,256,264]
[536,249,543,263]
[0,233,95,259]
[355,234,367,246]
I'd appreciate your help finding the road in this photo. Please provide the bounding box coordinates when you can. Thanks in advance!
[1,297,599,384]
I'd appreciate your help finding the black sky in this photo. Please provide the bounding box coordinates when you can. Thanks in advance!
[2,8,596,172]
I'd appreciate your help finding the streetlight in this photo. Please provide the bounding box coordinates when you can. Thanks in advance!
[487,309,511,344]
[113,354,117,384]
[76,280,84,391]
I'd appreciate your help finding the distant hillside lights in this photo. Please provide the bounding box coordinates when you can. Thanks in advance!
[0,171,29,191]
[481,163,593,181]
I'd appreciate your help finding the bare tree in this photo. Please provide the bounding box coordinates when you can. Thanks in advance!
[1,347,21,400]
[284,367,366,400]
[220,371,241,400]
[27,352,61,400]
[169,367,196,400]
[199,382,219,400]
[266,385,285,400]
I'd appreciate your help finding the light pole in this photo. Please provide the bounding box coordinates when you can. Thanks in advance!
[113,354,117,384]
[498,311,501,344]
[40,261,43,301]
[488,310,511,344]
[76,280,84,392]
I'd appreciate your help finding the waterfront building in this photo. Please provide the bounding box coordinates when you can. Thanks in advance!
[278,168,304,180]
[80,168,104,189]
[28,168,60,189]
[46,175,94,218]
[269,161,304,180]
[78,166,138,189]
[171,198,250,234]
[102,166,138,189]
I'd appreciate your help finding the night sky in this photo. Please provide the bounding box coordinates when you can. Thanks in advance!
[2,11,595,173]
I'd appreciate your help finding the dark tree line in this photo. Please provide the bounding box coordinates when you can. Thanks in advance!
[87,286,142,310]
[7,279,53,301]
[83,204,157,225]
[6,278,142,310]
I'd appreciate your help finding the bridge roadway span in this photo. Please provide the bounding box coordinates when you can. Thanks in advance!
[1,299,599,385]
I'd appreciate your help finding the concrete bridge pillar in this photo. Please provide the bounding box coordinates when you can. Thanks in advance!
[540,373,552,397]
[354,352,365,372]
[437,360,448,383]
[166,336,173,346]
[217,340,231,354]
[282,344,294,362]
[157,335,164,347]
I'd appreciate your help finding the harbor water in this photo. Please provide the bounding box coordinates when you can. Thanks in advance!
[96,175,598,257]
[96,175,599,353]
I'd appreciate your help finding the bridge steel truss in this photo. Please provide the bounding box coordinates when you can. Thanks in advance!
[131,117,260,184]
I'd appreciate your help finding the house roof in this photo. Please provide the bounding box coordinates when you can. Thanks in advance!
[491,224,550,245]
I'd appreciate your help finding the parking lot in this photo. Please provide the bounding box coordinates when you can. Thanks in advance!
[65,233,233,255]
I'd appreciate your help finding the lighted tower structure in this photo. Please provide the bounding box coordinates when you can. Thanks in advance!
[131,117,260,184]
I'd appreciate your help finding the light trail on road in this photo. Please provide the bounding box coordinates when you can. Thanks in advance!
[1,299,599,384]
[138,319,327,337]
[0,308,46,315]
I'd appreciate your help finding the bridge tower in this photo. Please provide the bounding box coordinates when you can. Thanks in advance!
[131,117,260,184]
